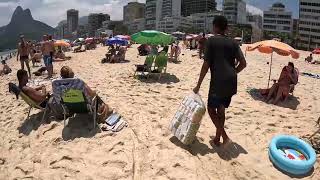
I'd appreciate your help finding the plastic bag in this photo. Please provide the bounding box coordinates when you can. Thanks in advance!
[169,92,206,145]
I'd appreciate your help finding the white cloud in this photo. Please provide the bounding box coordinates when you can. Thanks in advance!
[246,4,263,16]
[0,0,146,27]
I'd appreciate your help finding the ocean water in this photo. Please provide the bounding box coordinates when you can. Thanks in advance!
[0,49,17,59]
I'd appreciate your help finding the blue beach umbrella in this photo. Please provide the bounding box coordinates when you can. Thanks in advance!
[106,37,128,46]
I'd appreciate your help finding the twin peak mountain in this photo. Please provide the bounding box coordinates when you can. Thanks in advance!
[0,6,55,51]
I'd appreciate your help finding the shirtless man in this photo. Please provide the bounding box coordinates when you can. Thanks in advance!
[41,35,55,78]
[17,35,31,77]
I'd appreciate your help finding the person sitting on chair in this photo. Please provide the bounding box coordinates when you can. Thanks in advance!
[265,62,298,104]
[103,45,116,63]
[59,66,113,122]
[17,69,50,108]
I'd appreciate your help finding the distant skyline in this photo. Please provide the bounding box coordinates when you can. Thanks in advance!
[0,0,299,27]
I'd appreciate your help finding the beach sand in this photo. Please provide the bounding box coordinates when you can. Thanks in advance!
[0,44,319,180]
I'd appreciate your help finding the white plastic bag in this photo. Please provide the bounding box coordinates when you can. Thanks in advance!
[169,92,206,145]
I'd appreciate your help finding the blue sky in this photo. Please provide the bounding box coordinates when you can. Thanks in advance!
[0,0,300,27]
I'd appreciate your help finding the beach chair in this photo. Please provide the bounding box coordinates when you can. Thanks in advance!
[52,78,98,128]
[8,83,49,122]
[134,55,155,78]
[289,68,300,96]
[152,53,168,80]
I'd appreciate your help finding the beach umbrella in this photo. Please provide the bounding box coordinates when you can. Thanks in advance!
[247,40,300,88]
[85,38,94,43]
[106,37,128,46]
[54,40,70,47]
[131,30,174,45]
[312,48,320,54]
[115,35,131,41]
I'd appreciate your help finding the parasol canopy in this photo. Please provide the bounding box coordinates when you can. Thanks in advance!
[131,30,174,45]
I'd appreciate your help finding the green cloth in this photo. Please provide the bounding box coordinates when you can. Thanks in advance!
[131,30,174,45]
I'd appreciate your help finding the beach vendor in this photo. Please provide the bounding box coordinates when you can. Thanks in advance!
[193,16,247,146]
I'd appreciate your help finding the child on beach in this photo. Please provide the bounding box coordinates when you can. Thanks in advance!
[193,16,247,146]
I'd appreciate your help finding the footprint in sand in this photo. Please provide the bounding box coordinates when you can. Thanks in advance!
[102,160,127,169]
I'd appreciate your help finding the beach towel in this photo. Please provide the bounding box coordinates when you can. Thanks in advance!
[169,92,206,145]
[301,72,320,79]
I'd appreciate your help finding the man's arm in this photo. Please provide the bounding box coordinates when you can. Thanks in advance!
[23,87,47,103]
[84,83,97,98]
[235,46,247,73]
[193,61,209,94]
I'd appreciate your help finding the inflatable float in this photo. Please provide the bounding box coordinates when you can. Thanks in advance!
[269,135,316,175]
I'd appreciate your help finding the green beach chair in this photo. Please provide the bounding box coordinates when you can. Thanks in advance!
[52,78,98,128]
[134,55,155,78]
[153,53,168,80]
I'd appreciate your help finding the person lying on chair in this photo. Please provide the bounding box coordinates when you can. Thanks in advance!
[17,69,50,108]
[59,66,113,122]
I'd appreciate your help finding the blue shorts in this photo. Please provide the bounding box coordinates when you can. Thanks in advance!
[208,95,232,108]
[43,55,52,66]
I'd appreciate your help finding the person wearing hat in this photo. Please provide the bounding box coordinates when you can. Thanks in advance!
[17,34,31,78]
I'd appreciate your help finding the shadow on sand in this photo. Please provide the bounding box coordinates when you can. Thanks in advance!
[62,114,100,141]
[247,88,300,110]
[18,110,62,136]
[137,74,180,84]
[170,137,248,161]
[270,158,315,179]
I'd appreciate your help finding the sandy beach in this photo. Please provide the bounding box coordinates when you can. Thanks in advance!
[0,44,319,180]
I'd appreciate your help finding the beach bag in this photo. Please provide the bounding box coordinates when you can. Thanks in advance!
[169,92,206,145]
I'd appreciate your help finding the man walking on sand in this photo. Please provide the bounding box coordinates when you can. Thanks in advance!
[193,16,247,146]
[41,35,54,79]
[17,35,31,78]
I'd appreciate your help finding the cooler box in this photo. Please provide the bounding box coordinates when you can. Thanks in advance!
[169,92,206,145]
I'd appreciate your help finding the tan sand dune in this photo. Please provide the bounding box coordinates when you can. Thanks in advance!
[0,44,319,180]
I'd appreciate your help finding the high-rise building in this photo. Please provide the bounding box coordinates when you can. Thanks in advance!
[123,2,145,24]
[145,0,159,30]
[67,9,79,33]
[263,3,292,38]
[223,0,246,24]
[88,13,110,36]
[298,0,320,50]
[161,0,182,18]
[189,11,222,33]
[56,20,68,39]
[157,16,192,33]
[182,0,217,17]
[246,13,263,42]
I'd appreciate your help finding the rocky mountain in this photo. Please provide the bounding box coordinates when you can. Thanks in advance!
[0,6,56,51]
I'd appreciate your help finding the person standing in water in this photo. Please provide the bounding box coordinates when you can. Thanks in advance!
[193,16,247,146]
[17,35,32,78]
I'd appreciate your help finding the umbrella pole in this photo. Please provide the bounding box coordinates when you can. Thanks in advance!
[267,52,274,88]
